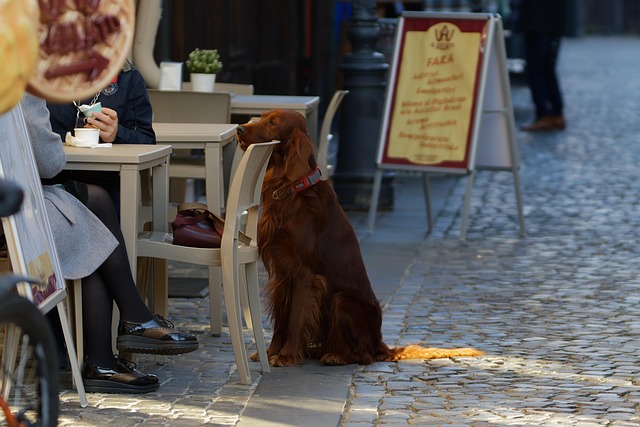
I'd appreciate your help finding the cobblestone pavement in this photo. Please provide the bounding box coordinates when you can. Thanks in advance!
[56,36,640,426]
[341,36,640,426]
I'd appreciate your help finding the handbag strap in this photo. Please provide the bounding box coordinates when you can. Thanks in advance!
[176,202,252,245]
[172,210,209,226]
[177,202,209,212]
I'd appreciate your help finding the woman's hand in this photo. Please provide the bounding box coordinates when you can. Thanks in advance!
[86,107,118,143]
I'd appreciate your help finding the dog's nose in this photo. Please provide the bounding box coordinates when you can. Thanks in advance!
[237,125,246,135]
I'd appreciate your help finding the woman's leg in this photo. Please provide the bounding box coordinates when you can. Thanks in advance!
[83,184,198,356]
[80,269,160,394]
[81,271,116,367]
[81,270,160,395]
[84,184,152,323]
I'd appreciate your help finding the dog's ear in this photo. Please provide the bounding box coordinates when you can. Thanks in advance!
[284,127,315,181]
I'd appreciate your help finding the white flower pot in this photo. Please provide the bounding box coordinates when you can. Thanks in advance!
[190,73,216,92]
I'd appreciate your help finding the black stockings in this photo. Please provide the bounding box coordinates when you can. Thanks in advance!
[81,184,153,367]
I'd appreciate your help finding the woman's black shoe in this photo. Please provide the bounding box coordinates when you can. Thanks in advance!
[82,356,159,394]
[116,314,199,355]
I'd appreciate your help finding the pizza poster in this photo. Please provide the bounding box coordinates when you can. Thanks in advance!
[380,14,490,171]
[0,103,67,312]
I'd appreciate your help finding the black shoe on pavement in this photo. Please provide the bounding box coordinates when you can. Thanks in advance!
[116,314,199,355]
[82,356,159,394]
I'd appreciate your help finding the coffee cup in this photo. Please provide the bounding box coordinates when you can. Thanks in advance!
[74,128,100,146]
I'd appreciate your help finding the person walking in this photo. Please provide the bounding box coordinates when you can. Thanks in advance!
[517,0,568,132]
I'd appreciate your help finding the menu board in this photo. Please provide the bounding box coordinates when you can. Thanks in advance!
[377,12,495,173]
[369,12,525,238]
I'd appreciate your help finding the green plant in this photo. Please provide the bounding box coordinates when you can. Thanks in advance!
[186,48,223,74]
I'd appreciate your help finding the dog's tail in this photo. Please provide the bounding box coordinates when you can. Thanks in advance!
[378,344,484,362]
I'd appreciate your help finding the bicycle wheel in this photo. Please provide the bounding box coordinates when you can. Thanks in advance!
[0,293,59,427]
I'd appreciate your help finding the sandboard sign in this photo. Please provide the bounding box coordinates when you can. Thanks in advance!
[367,12,525,239]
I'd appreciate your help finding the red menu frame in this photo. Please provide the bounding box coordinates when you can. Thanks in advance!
[377,13,492,173]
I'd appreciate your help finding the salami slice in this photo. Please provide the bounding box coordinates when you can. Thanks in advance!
[27,0,136,103]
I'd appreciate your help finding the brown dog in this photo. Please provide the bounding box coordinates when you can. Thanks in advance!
[237,109,483,367]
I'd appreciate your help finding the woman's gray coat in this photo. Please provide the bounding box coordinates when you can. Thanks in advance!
[20,93,118,280]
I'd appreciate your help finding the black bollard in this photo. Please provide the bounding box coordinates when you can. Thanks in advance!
[334,0,394,211]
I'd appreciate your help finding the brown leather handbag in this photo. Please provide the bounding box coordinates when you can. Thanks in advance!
[171,202,250,248]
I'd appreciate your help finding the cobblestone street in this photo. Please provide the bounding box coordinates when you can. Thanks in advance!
[57,36,640,426]
[342,36,640,426]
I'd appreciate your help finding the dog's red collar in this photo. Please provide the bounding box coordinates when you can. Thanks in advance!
[272,167,322,200]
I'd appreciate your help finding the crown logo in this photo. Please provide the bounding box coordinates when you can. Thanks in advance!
[432,24,455,50]
[435,25,454,42]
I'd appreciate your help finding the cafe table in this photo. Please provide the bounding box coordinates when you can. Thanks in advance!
[152,122,238,216]
[230,94,320,146]
[62,143,171,280]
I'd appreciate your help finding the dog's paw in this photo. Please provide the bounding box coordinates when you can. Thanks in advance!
[320,352,372,366]
[249,351,259,362]
[320,353,348,366]
[269,353,302,367]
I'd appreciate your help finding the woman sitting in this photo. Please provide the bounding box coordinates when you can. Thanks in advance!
[21,93,198,394]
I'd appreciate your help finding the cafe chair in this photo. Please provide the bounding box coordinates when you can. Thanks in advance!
[137,141,278,385]
[147,89,232,203]
[148,89,232,123]
[182,81,257,125]
[182,81,255,96]
[316,90,348,180]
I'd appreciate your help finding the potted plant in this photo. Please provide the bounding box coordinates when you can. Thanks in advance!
[186,48,223,92]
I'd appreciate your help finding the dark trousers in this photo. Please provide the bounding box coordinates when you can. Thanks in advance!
[524,32,564,119]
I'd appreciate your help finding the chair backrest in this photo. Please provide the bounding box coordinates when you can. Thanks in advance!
[147,89,231,123]
[317,90,348,180]
[215,83,255,95]
[183,82,255,96]
[228,142,246,185]
[222,141,279,247]
[225,117,263,204]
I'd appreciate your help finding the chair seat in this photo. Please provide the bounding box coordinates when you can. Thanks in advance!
[137,231,259,265]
